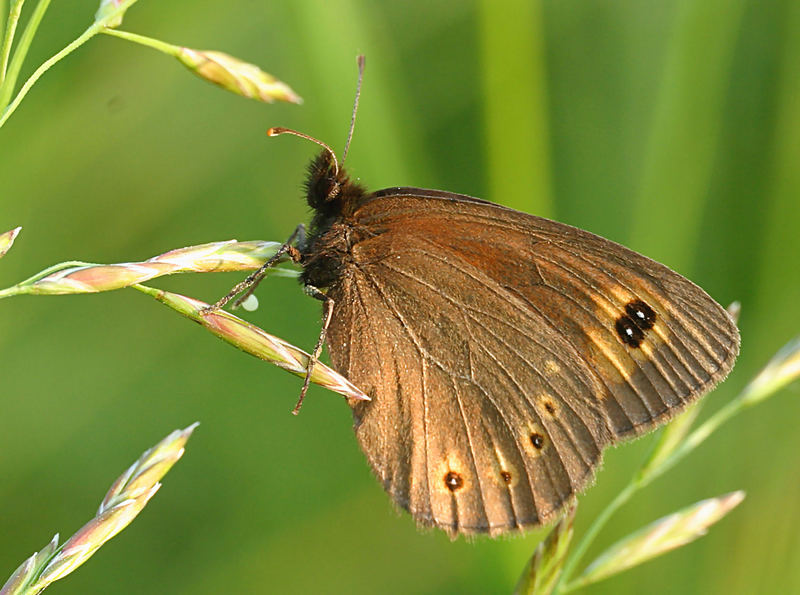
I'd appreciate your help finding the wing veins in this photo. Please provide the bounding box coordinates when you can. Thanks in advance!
[352,274,433,507]
[374,261,595,495]
[534,252,678,410]
[374,252,612,441]
[553,241,733,375]
[449,376,493,530]
[360,266,560,521]
[361,197,733,373]
[555,247,718,391]
[378,258,607,453]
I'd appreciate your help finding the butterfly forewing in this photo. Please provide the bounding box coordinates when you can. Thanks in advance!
[355,189,739,436]
[324,188,739,535]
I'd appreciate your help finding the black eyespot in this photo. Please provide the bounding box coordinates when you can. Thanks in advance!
[444,471,464,492]
[543,400,556,415]
[616,316,645,347]
[500,471,512,484]
[530,433,545,450]
[625,300,656,330]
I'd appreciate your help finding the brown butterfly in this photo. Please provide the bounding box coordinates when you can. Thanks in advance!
[220,58,739,537]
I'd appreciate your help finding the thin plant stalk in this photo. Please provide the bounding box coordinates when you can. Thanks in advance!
[102,27,181,53]
[0,21,102,126]
[0,0,51,109]
[554,483,635,593]
[0,0,25,82]
[0,0,298,128]
[1,0,139,116]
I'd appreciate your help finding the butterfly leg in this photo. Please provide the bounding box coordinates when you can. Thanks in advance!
[202,224,306,313]
[292,285,333,415]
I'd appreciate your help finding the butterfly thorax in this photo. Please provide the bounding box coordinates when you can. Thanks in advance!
[300,150,368,289]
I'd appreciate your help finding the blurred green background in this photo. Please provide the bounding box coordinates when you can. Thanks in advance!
[1,0,799,593]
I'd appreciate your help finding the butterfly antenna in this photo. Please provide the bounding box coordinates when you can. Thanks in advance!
[267,127,339,178]
[341,55,365,165]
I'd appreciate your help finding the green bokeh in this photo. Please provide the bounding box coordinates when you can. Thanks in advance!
[1,1,798,593]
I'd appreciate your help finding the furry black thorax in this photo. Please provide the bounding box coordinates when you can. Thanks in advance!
[299,150,367,289]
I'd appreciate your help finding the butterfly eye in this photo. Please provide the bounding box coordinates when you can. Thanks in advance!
[444,470,464,492]
[325,178,342,201]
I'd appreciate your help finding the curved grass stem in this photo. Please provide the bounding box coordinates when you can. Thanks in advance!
[555,481,637,593]
[0,21,101,128]
[102,27,180,55]
[0,0,25,84]
[0,0,51,109]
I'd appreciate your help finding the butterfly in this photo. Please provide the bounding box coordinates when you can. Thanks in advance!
[221,58,739,537]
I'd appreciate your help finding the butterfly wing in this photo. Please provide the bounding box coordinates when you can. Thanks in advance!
[325,188,739,536]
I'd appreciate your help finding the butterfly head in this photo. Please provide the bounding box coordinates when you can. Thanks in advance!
[304,149,366,216]
[305,149,343,207]
[267,127,365,217]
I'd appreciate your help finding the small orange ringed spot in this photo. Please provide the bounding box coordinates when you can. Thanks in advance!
[530,433,545,450]
[444,471,464,492]
[543,400,556,415]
